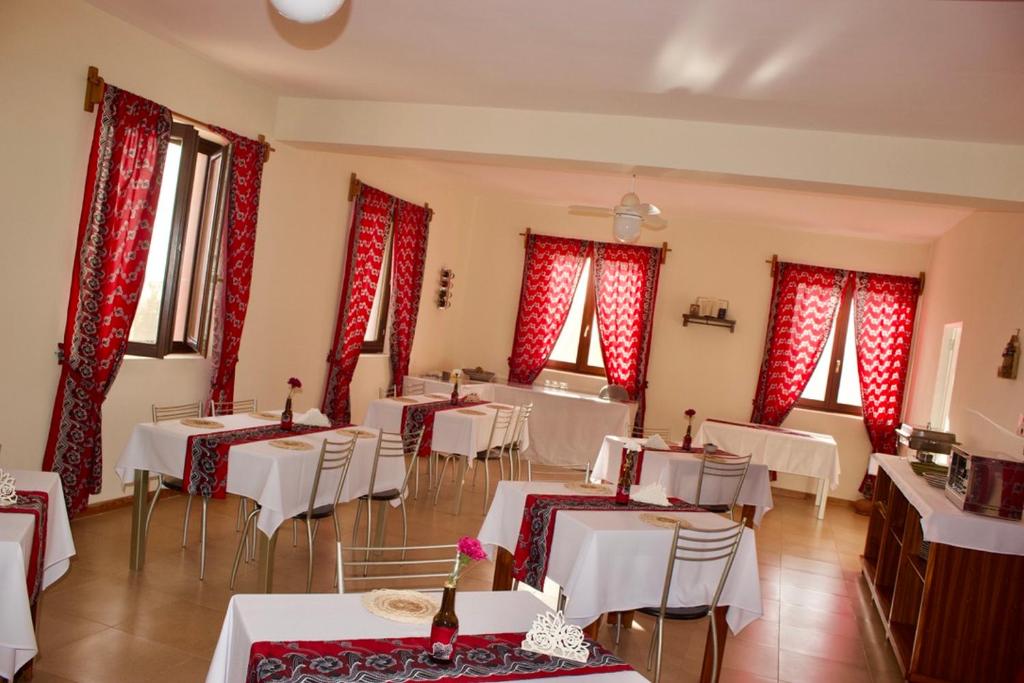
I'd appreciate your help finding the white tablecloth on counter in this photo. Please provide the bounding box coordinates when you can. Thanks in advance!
[115,415,405,537]
[404,377,633,468]
[871,454,1024,556]
[477,481,762,633]
[0,470,76,680]
[592,435,774,525]
[206,591,646,683]
[363,396,529,461]
[696,418,841,489]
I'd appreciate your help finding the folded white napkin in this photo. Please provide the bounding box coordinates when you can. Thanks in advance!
[631,482,671,506]
[295,408,332,427]
[644,434,669,450]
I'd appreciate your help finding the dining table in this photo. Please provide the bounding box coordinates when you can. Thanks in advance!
[206,590,647,683]
[0,470,76,680]
[115,414,404,591]
[592,435,775,526]
[696,418,840,519]
[478,481,763,683]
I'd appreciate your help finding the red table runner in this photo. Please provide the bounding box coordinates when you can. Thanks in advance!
[246,631,631,682]
[0,491,48,604]
[704,418,816,439]
[629,445,742,483]
[183,424,339,498]
[401,398,487,457]
[512,494,704,591]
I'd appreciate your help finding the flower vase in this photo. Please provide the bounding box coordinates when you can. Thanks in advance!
[682,425,692,452]
[615,449,637,505]
[450,379,460,406]
[430,585,459,661]
[281,397,293,431]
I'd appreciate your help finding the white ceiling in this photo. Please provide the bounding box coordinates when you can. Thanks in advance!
[86,0,1024,143]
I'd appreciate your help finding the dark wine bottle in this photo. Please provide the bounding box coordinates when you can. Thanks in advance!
[615,448,637,504]
[429,585,459,661]
[280,396,293,431]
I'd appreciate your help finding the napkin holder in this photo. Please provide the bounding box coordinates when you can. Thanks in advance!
[632,482,671,506]
[521,611,589,663]
[0,469,16,507]
[645,434,669,450]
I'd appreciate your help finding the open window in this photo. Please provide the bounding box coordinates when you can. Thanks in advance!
[797,287,863,415]
[545,259,605,376]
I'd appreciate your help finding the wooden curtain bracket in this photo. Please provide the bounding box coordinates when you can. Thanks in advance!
[765,254,778,277]
[518,227,532,248]
[660,242,671,265]
[918,271,926,296]
[424,202,434,223]
[348,172,362,202]
[84,65,274,161]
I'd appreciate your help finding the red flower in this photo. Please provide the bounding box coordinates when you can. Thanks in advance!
[287,377,302,389]
[685,408,696,417]
[457,536,487,562]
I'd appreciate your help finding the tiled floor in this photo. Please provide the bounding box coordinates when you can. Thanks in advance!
[25,469,899,682]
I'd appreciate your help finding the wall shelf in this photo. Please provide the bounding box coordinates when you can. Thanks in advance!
[682,314,736,333]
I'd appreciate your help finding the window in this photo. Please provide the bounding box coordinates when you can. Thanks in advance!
[797,288,863,415]
[546,260,605,376]
[128,122,229,358]
[361,238,393,354]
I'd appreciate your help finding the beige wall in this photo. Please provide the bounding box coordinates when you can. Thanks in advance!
[450,196,932,500]
[905,211,1024,455]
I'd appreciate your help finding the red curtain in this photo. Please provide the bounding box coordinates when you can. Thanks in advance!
[207,128,268,406]
[43,85,172,516]
[507,234,590,385]
[321,185,395,423]
[389,200,431,395]
[854,272,920,454]
[592,242,662,427]
[751,262,851,426]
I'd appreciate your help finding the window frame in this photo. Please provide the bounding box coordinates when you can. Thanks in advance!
[545,260,606,377]
[360,237,393,355]
[126,122,226,359]
[796,287,863,416]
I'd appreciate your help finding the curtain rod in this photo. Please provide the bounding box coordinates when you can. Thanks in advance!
[517,227,671,265]
[348,173,434,222]
[765,253,926,296]
[84,66,274,164]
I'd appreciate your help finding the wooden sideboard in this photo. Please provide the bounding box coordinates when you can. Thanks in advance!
[862,459,1024,682]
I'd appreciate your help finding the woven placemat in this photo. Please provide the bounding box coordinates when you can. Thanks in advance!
[426,393,449,399]
[249,411,279,420]
[336,428,376,438]
[268,439,314,451]
[564,482,612,495]
[180,418,225,429]
[361,589,438,624]
[639,513,693,530]
[392,397,419,404]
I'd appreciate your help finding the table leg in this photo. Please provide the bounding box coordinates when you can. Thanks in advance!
[740,504,756,529]
[491,547,514,591]
[583,614,603,640]
[255,528,279,593]
[816,479,827,520]
[699,605,728,683]
[129,469,149,571]
[452,455,468,515]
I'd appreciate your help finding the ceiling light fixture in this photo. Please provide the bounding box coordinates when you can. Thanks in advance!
[270,0,345,23]
[612,211,643,243]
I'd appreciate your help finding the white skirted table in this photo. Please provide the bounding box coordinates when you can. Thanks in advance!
[206,591,647,683]
[696,418,840,519]
[592,435,774,525]
[0,470,76,680]
[116,415,404,591]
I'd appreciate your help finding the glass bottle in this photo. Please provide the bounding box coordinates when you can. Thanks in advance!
[616,448,637,505]
[429,584,459,661]
[281,396,293,431]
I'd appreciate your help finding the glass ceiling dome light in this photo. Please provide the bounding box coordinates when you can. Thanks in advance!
[270,0,345,23]
[612,211,643,243]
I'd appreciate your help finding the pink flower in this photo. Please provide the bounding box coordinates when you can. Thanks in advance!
[287,377,302,389]
[457,536,487,562]
[685,408,696,417]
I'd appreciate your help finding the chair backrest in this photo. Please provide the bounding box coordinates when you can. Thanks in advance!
[305,435,358,524]
[404,379,426,396]
[656,521,745,617]
[378,385,398,399]
[367,428,424,499]
[598,384,630,402]
[336,540,458,594]
[528,461,592,482]
[631,425,672,440]
[509,402,533,448]
[209,398,257,416]
[484,407,515,453]
[695,454,753,511]
[152,402,202,423]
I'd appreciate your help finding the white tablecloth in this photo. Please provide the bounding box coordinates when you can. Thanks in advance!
[696,419,841,489]
[115,415,405,537]
[363,396,529,461]
[592,435,774,525]
[404,376,496,401]
[477,481,762,633]
[871,454,1024,556]
[0,470,76,680]
[206,590,646,683]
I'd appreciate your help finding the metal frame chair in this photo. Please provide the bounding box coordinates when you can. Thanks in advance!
[209,398,260,544]
[336,540,458,594]
[642,521,746,683]
[146,402,212,577]
[230,434,357,592]
[378,385,397,398]
[506,402,533,480]
[695,454,752,521]
[631,426,672,441]
[526,460,592,482]
[351,429,423,560]
[466,406,515,512]
[403,379,426,396]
